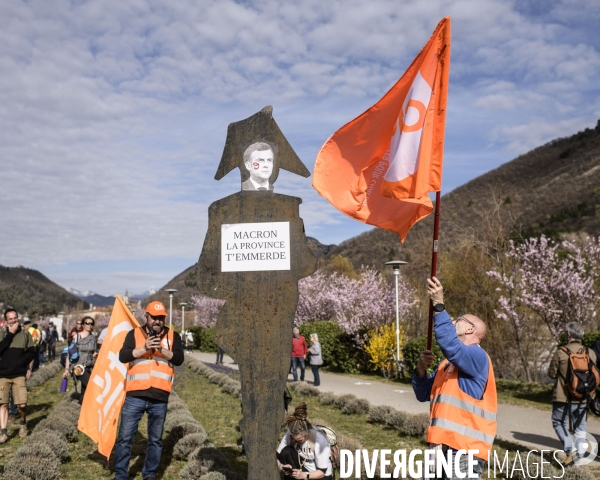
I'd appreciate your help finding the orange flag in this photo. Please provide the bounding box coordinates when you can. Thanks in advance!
[313,17,450,241]
[78,295,140,458]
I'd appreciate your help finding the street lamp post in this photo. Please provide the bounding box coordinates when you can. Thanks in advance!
[385,260,408,364]
[166,289,177,330]
[180,302,187,335]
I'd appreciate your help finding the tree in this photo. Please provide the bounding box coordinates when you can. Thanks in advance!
[487,235,596,381]
[189,295,225,329]
[295,266,415,335]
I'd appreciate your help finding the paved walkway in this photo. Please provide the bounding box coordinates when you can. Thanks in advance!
[187,351,600,456]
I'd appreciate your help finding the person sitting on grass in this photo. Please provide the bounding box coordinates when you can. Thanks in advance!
[277,403,332,480]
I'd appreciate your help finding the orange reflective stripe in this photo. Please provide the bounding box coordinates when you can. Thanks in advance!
[426,353,497,460]
[125,328,175,393]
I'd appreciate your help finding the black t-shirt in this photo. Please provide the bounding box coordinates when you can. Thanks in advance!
[119,325,184,402]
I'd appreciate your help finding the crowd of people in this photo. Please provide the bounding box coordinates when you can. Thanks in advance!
[1,275,597,478]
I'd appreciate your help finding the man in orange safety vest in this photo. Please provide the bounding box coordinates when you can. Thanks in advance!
[413,277,497,479]
[113,301,184,480]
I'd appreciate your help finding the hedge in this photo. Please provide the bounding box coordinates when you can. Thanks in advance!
[402,335,444,376]
[26,360,63,390]
[1,394,80,480]
[187,326,218,353]
[184,356,241,398]
[183,358,377,478]
[558,331,600,348]
[165,392,241,480]
[287,381,429,438]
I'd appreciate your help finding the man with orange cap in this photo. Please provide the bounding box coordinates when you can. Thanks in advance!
[113,301,184,480]
[412,277,497,479]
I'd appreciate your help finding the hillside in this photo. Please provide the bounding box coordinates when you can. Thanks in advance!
[144,265,197,307]
[329,120,600,272]
[0,265,88,315]
[134,121,600,307]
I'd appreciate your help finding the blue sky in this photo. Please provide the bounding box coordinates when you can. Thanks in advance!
[1,0,599,296]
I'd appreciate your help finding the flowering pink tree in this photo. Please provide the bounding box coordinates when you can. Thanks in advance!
[95,314,111,330]
[190,295,225,329]
[487,235,596,380]
[295,267,415,335]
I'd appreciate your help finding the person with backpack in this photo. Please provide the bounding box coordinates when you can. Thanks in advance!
[0,309,36,443]
[277,403,333,480]
[24,320,41,371]
[548,322,599,465]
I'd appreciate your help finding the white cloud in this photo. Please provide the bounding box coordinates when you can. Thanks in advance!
[0,0,598,293]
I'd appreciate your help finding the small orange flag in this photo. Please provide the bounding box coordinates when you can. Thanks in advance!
[313,17,451,241]
[78,295,140,458]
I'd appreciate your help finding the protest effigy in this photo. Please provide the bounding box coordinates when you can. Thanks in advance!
[194,106,317,480]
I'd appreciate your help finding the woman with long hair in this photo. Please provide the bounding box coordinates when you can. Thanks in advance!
[277,403,332,480]
[62,316,97,405]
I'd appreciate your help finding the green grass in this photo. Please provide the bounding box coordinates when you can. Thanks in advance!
[0,367,185,479]
[60,417,186,479]
[495,379,554,411]
[0,360,575,479]
[0,370,65,461]
[173,364,247,476]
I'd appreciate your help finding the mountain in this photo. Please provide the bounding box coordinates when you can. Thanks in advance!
[144,266,197,307]
[115,116,600,312]
[68,288,117,307]
[67,286,155,307]
[129,288,156,301]
[328,120,600,273]
[0,265,88,315]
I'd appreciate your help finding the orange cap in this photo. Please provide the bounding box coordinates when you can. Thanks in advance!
[145,301,168,317]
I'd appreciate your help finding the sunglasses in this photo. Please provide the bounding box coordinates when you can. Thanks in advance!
[83,322,94,326]
[453,316,475,327]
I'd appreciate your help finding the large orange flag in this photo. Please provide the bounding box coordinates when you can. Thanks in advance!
[78,295,140,458]
[313,17,450,241]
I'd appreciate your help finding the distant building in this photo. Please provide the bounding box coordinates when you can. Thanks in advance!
[123,290,142,313]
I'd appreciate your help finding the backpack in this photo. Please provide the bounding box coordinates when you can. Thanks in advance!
[560,346,600,401]
[60,334,80,368]
[0,328,31,350]
[29,327,41,347]
[308,425,340,472]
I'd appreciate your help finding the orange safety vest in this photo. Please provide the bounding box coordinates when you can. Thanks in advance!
[426,353,497,460]
[125,328,175,393]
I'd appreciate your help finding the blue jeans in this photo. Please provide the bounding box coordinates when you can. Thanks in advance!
[292,357,305,381]
[311,364,320,386]
[114,396,168,480]
[552,402,588,455]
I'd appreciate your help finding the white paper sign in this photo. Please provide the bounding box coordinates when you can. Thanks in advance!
[221,222,290,272]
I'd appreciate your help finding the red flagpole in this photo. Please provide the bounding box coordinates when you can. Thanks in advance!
[426,191,441,350]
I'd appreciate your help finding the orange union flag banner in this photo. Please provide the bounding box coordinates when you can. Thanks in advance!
[78,295,140,458]
[313,17,450,241]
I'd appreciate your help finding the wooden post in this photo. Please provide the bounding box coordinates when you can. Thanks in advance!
[427,191,441,350]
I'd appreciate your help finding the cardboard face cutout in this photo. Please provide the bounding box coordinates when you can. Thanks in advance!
[241,142,275,191]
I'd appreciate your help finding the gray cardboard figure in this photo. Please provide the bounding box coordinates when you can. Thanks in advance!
[195,106,316,480]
